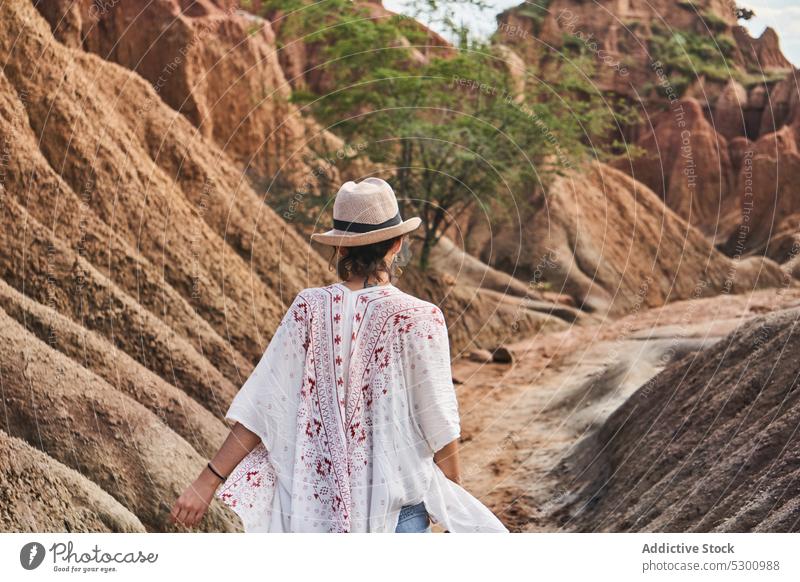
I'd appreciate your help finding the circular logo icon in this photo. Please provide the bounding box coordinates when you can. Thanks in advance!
[20,542,46,570]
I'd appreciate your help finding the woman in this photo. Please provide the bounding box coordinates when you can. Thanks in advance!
[171,178,507,533]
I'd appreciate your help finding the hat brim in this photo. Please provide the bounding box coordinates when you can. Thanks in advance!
[310,217,422,247]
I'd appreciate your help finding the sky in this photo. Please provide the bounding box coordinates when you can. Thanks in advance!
[383,0,799,67]
[739,0,800,67]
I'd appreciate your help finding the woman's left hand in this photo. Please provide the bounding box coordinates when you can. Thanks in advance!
[170,470,220,528]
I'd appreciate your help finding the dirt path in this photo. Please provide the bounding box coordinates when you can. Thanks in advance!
[453,288,800,531]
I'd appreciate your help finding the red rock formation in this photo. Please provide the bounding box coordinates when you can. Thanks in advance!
[723,124,800,259]
[0,0,331,531]
[615,98,738,238]
[264,0,455,94]
[34,0,348,187]
[496,1,799,259]
[758,71,800,136]
[713,79,748,140]
[732,25,793,72]
[518,162,781,315]
[618,76,798,250]
[495,0,741,95]
[728,135,751,171]
[358,1,453,54]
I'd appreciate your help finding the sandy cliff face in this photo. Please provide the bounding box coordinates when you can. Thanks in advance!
[556,305,800,532]
[0,430,146,533]
[518,162,783,315]
[1,0,795,533]
[34,0,354,189]
[496,1,800,264]
[0,0,330,531]
[263,0,455,94]
[614,98,738,239]
[463,158,785,317]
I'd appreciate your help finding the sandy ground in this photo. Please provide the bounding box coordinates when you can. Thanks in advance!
[453,287,800,532]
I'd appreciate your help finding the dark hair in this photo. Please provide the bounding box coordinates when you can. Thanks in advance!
[329,235,403,283]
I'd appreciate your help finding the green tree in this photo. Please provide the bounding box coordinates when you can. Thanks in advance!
[261,0,608,269]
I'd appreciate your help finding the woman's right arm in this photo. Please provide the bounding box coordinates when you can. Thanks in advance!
[407,307,463,482]
[170,422,261,528]
[170,293,309,528]
[434,438,462,484]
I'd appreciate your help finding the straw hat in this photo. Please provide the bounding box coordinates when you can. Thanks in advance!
[311,177,421,247]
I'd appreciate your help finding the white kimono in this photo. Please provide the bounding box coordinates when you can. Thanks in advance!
[216,282,507,532]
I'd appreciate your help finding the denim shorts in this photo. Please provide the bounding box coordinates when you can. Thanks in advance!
[394,501,431,533]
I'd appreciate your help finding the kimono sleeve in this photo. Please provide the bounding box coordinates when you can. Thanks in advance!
[406,307,461,454]
[224,293,309,455]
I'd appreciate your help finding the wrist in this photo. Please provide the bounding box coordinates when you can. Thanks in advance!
[197,466,224,491]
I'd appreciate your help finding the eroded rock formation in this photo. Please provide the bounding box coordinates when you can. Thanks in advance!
[1,0,329,531]
[495,1,800,266]
[518,162,783,315]
[34,0,353,187]
[556,306,800,531]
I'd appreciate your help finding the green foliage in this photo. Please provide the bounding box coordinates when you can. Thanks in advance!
[622,19,642,32]
[600,97,643,160]
[701,10,729,34]
[515,0,552,33]
[739,69,791,87]
[716,34,737,55]
[611,139,647,159]
[260,0,608,269]
[562,33,585,52]
[649,25,738,86]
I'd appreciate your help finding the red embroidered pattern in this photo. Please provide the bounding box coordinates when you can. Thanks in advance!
[218,443,276,516]
[219,285,449,532]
